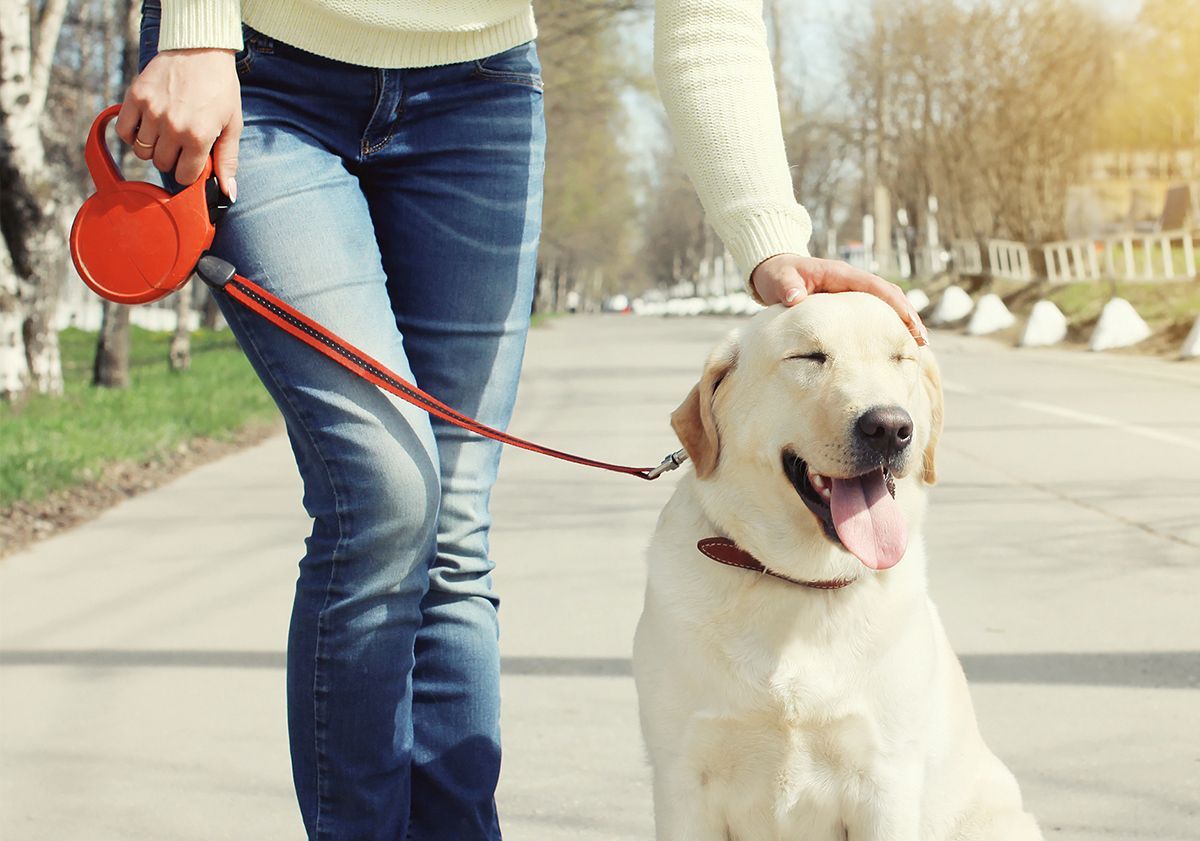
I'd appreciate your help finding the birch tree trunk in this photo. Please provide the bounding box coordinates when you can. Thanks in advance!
[0,0,70,400]
[93,0,140,388]
[0,235,28,400]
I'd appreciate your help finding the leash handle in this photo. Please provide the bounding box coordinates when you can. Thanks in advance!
[196,256,686,481]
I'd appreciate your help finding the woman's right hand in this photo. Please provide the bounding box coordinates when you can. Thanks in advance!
[116,48,242,201]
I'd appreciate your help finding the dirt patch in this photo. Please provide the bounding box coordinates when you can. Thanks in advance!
[0,422,283,559]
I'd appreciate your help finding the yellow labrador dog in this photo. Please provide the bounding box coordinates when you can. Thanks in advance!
[633,293,1040,841]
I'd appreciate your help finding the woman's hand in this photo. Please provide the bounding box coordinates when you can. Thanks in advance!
[115,48,243,201]
[751,253,929,346]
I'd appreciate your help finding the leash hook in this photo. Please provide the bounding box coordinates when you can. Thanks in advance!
[645,448,689,480]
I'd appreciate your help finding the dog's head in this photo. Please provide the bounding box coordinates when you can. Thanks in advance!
[671,292,943,571]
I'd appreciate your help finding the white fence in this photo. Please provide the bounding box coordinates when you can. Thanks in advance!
[986,239,1034,281]
[950,239,983,274]
[1101,230,1197,282]
[1043,239,1102,283]
[938,229,1200,284]
[1040,230,1199,284]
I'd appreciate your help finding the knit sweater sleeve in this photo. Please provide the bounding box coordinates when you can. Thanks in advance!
[159,0,244,52]
[654,0,812,299]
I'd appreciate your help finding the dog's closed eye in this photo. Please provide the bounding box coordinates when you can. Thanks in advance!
[787,351,828,364]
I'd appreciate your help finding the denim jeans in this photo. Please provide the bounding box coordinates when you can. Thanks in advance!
[139,7,544,839]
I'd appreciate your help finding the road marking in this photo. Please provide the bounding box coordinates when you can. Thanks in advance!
[943,381,1200,454]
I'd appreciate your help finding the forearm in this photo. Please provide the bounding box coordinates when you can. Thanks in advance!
[159,0,243,51]
[654,0,812,294]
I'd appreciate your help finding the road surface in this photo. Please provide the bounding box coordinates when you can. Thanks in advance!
[2,314,1197,839]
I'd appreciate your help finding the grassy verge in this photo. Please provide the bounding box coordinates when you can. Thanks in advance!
[530,310,563,329]
[917,274,1200,354]
[0,327,277,508]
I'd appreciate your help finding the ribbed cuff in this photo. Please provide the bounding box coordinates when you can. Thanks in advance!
[720,208,813,304]
[160,0,244,51]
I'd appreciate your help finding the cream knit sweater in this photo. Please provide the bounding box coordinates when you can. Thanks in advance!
[160,0,812,286]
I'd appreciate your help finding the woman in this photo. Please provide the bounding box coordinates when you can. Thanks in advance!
[119,2,926,839]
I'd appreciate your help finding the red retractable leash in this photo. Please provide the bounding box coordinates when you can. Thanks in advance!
[70,105,687,480]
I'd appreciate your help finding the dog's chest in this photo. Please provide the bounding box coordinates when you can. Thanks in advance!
[686,648,888,831]
[686,705,881,840]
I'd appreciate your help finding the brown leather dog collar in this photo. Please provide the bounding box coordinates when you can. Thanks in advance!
[696,538,857,590]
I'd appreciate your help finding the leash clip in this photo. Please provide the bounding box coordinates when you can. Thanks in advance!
[646,448,689,480]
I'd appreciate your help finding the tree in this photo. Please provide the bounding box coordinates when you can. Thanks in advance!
[841,0,1116,246]
[1096,0,1200,150]
[91,0,138,388]
[0,0,70,400]
[534,0,645,308]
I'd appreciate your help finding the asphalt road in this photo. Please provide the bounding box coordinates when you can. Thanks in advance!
[2,313,1197,840]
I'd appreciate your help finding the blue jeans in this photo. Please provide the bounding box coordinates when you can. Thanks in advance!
[140,8,544,840]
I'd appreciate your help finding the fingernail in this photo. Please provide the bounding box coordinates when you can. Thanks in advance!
[228,177,238,204]
[784,287,802,304]
[917,322,930,346]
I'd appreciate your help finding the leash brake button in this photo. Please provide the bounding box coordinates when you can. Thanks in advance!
[205,175,232,225]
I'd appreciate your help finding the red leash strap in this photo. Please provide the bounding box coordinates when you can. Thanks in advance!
[196,255,687,481]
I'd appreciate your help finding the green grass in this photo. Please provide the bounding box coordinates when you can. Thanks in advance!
[529,310,563,329]
[0,327,277,508]
[1045,280,1199,327]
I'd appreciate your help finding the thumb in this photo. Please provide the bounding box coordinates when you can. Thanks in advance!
[212,115,242,203]
[780,284,807,307]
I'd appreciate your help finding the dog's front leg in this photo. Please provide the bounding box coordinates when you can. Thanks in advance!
[842,766,923,841]
[652,764,737,841]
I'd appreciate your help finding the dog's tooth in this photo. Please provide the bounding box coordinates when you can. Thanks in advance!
[809,471,826,491]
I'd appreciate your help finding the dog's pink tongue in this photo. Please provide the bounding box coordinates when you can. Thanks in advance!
[830,471,907,570]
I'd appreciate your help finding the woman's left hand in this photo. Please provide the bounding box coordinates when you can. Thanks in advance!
[750,253,929,346]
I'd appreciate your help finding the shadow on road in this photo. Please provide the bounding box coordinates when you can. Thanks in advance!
[3,649,1196,689]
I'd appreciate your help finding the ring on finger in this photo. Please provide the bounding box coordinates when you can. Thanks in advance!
[134,136,154,149]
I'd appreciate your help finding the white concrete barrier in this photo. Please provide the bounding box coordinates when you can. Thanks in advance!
[728,292,760,315]
[708,295,733,315]
[1178,316,1200,359]
[905,288,930,313]
[927,285,974,325]
[1089,298,1151,351]
[966,293,1016,335]
[1019,300,1068,347]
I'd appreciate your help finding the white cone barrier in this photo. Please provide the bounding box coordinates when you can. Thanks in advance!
[965,293,1016,336]
[927,285,973,325]
[1019,300,1068,347]
[905,288,930,314]
[1181,316,1200,359]
[1089,297,1151,351]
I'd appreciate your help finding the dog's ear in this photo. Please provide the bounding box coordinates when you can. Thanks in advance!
[919,348,944,485]
[671,335,739,479]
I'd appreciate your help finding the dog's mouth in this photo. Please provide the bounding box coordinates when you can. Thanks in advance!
[783,450,907,570]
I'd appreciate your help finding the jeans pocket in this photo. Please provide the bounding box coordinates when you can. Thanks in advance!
[473,41,543,91]
[235,26,274,77]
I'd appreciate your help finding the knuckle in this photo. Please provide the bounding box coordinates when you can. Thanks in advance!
[182,127,209,147]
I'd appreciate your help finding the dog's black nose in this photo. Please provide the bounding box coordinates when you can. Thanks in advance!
[856,406,913,460]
